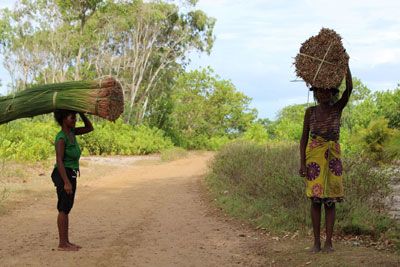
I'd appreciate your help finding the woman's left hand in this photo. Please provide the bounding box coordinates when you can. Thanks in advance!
[299,165,307,177]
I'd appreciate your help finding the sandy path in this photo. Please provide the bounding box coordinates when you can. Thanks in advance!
[0,154,266,267]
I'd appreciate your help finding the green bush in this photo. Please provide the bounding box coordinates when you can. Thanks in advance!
[207,140,399,246]
[0,119,58,161]
[360,118,394,161]
[79,120,173,155]
[205,135,231,151]
[242,123,269,144]
[384,130,400,161]
[0,118,174,161]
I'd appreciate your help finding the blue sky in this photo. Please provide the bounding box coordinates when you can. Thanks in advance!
[1,0,400,119]
[190,0,400,119]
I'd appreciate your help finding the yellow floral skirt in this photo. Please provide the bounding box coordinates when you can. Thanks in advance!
[305,136,344,203]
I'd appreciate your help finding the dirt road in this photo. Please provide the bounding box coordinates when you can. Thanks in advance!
[0,153,268,266]
[0,153,399,267]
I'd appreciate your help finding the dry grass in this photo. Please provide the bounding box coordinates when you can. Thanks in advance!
[0,158,111,215]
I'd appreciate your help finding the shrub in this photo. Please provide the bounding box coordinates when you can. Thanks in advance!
[0,119,58,161]
[0,118,174,161]
[79,120,173,155]
[360,118,394,161]
[384,131,400,161]
[205,135,231,151]
[242,123,269,144]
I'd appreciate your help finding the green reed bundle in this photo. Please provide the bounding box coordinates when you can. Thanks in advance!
[0,77,124,124]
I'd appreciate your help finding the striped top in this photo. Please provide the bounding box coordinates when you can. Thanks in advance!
[309,106,341,141]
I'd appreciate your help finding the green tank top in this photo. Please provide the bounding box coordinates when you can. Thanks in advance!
[54,129,81,170]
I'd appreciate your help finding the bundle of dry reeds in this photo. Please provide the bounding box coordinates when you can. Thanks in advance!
[0,77,124,124]
[294,28,349,89]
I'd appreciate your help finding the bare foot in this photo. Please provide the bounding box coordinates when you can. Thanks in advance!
[67,242,82,249]
[57,244,79,252]
[310,242,321,253]
[323,242,334,253]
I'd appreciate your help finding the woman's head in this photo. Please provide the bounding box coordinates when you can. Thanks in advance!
[311,87,339,104]
[54,109,77,128]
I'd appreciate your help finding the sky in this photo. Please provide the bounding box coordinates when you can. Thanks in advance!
[1,0,399,119]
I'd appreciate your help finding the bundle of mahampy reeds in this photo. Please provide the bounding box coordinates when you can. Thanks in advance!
[0,77,124,125]
[294,28,349,89]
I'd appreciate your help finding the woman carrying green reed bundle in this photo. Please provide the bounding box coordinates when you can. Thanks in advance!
[299,62,353,253]
[51,110,93,251]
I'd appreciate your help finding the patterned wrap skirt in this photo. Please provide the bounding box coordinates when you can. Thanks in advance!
[305,135,344,204]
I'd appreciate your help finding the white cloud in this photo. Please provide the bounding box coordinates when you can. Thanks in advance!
[192,0,400,118]
[198,0,400,68]
[217,32,239,41]
[0,1,16,9]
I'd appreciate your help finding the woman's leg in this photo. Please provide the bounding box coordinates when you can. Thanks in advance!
[324,203,336,252]
[57,212,79,251]
[310,201,322,252]
[66,214,82,249]
[54,169,79,251]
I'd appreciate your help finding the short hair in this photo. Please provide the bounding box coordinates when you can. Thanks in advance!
[310,87,339,96]
[54,109,77,126]
[310,87,340,104]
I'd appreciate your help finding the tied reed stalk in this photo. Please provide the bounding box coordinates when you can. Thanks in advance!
[294,28,349,89]
[0,77,124,124]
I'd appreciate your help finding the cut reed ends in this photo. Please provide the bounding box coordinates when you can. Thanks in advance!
[0,76,124,125]
[294,28,349,89]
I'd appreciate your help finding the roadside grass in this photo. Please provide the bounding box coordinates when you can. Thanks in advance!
[206,140,400,252]
[160,147,189,161]
[0,158,113,215]
[0,160,54,215]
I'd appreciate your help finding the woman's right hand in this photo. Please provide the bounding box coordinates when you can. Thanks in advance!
[64,181,73,195]
[299,164,307,177]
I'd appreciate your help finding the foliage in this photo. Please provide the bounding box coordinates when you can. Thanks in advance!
[341,95,378,130]
[0,119,58,161]
[0,117,173,161]
[167,68,257,149]
[384,131,400,160]
[205,135,231,151]
[375,88,400,129]
[79,119,173,155]
[242,123,269,144]
[270,104,306,141]
[357,118,395,161]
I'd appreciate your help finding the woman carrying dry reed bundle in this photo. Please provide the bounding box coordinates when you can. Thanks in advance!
[51,110,93,251]
[299,62,353,253]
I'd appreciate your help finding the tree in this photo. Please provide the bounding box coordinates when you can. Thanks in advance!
[55,0,105,81]
[168,68,257,148]
[271,104,307,141]
[339,77,374,132]
[0,0,216,124]
[84,0,216,123]
[374,88,400,129]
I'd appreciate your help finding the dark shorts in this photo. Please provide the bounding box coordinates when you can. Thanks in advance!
[51,168,78,214]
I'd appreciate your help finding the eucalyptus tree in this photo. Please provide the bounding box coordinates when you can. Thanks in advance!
[90,1,215,123]
[0,0,215,124]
